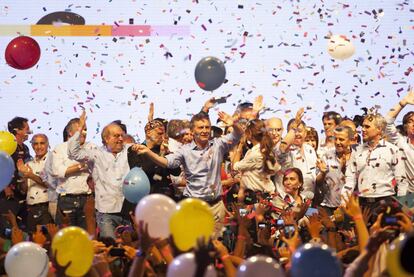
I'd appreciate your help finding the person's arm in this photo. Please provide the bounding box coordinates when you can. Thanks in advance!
[201,97,216,114]
[315,158,328,185]
[233,151,262,172]
[148,102,154,122]
[128,221,159,277]
[344,228,391,277]
[213,240,236,277]
[130,144,170,168]
[386,90,414,119]
[17,160,48,189]
[279,108,304,153]
[341,192,369,252]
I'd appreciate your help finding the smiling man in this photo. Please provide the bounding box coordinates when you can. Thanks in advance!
[133,110,243,237]
[342,113,408,210]
[67,112,132,238]
[17,134,53,231]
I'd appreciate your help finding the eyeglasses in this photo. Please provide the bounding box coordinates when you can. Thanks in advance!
[267,128,283,133]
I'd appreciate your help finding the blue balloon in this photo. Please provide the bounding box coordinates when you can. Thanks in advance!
[122,167,150,203]
[291,243,342,277]
[0,151,14,191]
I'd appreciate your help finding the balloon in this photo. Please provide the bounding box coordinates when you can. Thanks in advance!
[135,194,176,239]
[291,243,342,277]
[51,226,94,277]
[194,56,226,91]
[5,242,49,277]
[237,255,285,277]
[0,151,15,190]
[327,35,355,60]
[5,36,41,70]
[387,233,414,277]
[122,167,150,203]
[169,198,214,251]
[0,131,17,155]
[167,252,217,277]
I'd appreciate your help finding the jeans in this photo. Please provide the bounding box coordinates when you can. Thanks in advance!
[96,212,131,238]
[56,195,87,229]
[27,203,53,232]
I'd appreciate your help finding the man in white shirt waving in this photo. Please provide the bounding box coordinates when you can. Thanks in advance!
[48,118,92,229]
[385,90,414,195]
[68,111,131,238]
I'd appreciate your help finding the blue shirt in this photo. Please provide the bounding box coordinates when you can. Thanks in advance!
[166,131,241,201]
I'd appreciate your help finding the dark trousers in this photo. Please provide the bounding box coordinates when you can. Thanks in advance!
[56,194,88,229]
[27,202,53,232]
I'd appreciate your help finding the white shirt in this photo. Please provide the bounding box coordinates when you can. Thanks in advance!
[68,132,131,213]
[320,149,346,208]
[385,115,414,192]
[342,139,408,198]
[278,143,318,194]
[26,155,49,205]
[47,141,92,195]
[233,144,276,193]
[168,138,183,153]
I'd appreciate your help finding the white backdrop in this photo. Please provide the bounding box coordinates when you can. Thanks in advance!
[0,0,412,149]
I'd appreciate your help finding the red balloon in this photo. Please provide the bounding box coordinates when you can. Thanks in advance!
[5,36,41,70]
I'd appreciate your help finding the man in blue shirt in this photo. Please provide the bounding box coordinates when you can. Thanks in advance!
[133,111,243,237]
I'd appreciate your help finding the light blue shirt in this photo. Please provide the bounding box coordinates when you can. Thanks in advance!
[166,131,241,201]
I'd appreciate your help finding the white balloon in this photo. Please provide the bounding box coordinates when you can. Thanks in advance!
[135,193,177,239]
[5,242,49,277]
[327,35,355,60]
[237,255,285,277]
[167,253,217,277]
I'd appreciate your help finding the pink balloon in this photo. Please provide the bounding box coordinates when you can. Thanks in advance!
[5,36,41,70]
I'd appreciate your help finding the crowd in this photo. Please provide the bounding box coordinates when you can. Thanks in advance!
[0,90,413,277]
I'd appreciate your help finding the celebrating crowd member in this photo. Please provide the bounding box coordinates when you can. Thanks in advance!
[47,117,92,229]
[1,96,414,277]
[67,112,133,238]
[342,113,409,210]
[233,119,277,202]
[133,111,243,237]
[318,126,354,215]
[385,90,414,193]
[17,134,53,232]
[128,120,181,199]
[1,117,32,229]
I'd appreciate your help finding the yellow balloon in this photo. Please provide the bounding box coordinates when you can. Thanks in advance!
[387,234,414,277]
[0,131,17,156]
[51,227,94,277]
[169,198,215,251]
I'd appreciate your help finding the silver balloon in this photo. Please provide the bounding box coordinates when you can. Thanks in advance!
[237,255,285,277]
[195,56,226,91]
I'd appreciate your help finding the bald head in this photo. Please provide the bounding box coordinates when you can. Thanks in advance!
[265,117,284,144]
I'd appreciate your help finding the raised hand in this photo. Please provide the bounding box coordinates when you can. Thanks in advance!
[202,97,216,113]
[218,111,234,126]
[78,110,87,133]
[306,214,323,239]
[148,102,154,122]
[341,192,362,218]
[131,144,150,155]
[402,90,414,106]
[252,95,264,117]
[33,225,47,246]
